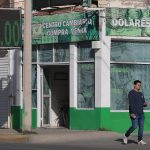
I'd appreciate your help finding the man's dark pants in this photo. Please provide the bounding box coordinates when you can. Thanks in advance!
[125,114,145,142]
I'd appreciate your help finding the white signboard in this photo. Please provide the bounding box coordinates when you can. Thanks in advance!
[98,0,148,8]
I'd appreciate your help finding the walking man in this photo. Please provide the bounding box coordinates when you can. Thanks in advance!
[123,80,148,145]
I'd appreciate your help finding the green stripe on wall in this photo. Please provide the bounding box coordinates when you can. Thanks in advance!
[110,112,150,133]
[70,107,150,132]
[99,108,110,130]
[32,109,37,128]
[70,107,101,130]
[11,106,22,129]
[11,106,150,132]
[70,107,111,130]
[110,112,130,133]
[11,106,37,129]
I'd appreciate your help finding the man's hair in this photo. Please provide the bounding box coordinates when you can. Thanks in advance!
[134,80,141,85]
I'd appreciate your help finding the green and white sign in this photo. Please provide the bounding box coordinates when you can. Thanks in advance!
[106,7,150,37]
[0,9,21,47]
[32,11,99,44]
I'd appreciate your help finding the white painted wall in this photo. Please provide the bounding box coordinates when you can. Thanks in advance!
[9,50,22,107]
[37,64,41,127]
[98,10,111,108]
[69,43,77,108]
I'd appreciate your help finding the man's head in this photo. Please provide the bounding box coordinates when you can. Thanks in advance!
[134,80,141,91]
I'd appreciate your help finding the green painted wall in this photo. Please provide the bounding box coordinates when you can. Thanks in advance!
[110,112,150,133]
[11,106,22,129]
[70,107,150,132]
[70,108,110,130]
[70,108,101,130]
[99,108,110,130]
[11,106,150,132]
[32,109,37,128]
[70,107,110,130]
[11,106,37,129]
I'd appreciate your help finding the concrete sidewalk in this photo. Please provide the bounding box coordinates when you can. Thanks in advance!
[0,129,19,135]
[0,128,120,143]
[1,128,150,147]
[29,128,121,144]
[28,128,150,150]
[0,129,29,142]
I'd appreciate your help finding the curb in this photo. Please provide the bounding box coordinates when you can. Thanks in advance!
[0,135,29,142]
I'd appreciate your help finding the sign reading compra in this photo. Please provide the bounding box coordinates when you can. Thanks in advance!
[106,7,150,37]
[0,9,21,47]
[32,11,99,44]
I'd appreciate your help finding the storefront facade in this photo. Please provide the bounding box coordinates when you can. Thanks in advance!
[10,6,150,132]
[105,7,150,132]
[11,10,109,130]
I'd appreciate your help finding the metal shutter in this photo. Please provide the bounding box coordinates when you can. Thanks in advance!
[0,50,9,128]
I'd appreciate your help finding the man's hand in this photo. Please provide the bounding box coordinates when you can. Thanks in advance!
[144,102,149,107]
[130,113,136,119]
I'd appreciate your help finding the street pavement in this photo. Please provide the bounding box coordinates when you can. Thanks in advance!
[1,128,150,149]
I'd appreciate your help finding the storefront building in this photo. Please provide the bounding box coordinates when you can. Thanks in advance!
[105,7,150,132]
[9,4,150,132]
[11,9,107,130]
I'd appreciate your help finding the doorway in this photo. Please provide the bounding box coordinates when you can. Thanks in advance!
[41,65,69,128]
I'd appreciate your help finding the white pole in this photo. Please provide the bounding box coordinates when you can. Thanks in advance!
[22,0,32,132]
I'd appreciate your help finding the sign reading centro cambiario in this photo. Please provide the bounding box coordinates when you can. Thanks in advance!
[32,11,99,44]
[0,9,21,48]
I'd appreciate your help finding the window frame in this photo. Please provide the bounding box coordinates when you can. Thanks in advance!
[77,41,95,109]
[110,40,150,112]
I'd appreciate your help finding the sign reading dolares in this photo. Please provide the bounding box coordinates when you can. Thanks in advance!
[106,8,150,37]
[0,9,22,47]
[32,11,99,44]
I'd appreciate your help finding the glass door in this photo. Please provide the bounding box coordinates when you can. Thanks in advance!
[40,67,51,127]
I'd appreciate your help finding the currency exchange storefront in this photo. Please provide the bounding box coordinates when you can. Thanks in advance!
[11,10,106,130]
[105,7,150,132]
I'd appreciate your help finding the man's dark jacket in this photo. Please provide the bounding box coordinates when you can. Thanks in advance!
[128,90,145,115]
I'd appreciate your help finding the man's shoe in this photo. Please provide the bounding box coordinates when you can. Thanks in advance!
[123,135,128,144]
[138,140,147,145]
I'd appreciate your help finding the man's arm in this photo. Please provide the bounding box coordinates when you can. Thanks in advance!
[142,94,148,107]
[128,92,136,118]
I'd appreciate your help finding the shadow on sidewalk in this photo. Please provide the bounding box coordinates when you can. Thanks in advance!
[14,129,38,135]
[115,139,137,145]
